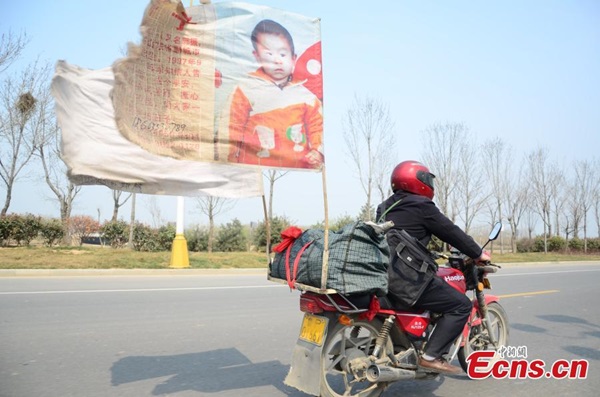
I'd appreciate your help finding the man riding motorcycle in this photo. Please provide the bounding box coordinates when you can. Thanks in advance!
[376,160,491,375]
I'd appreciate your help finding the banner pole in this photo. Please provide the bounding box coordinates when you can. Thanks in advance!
[262,194,271,265]
[320,164,330,291]
[170,196,190,268]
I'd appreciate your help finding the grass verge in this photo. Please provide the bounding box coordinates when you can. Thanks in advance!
[1,246,599,270]
[0,246,269,269]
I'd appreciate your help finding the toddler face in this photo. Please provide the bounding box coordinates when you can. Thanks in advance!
[254,33,296,84]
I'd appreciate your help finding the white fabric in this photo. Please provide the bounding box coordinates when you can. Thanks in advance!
[51,60,263,197]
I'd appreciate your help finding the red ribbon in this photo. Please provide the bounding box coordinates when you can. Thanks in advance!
[272,226,303,253]
[359,296,381,321]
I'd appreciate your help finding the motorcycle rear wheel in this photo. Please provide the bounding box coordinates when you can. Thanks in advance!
[320,318,391,397]
[457,302,510,372]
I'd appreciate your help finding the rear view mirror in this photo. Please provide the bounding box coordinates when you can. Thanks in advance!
[488,222,502,241]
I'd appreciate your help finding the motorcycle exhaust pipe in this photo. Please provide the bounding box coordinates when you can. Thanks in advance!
[366,364,416,383]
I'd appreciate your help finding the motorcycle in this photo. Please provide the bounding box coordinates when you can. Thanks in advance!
[285,222,509,397]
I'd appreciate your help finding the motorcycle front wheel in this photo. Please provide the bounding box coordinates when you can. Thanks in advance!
[457,301,510,372]
[320,318,391,397]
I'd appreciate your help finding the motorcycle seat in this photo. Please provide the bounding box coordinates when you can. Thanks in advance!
[346,294,413,312]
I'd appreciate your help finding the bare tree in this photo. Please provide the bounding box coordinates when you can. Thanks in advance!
[482,138,514,252]
[455,135,486,234]
[342,95,395,221]
[526,147,555,253]
[262,170,288,250]
[594,177,600,240]
[264,170,288,222]
[37,113,81,243]
[35,72,82,227]
[524,207,538,240]
[27,60,83,241]
[195,196,234,253]
[112,44,135,223]
[0,60,49,216]
[374,139,396,204]
[566,189,583,240]
[421,122,469,221]
[505,166,530,253]
[573,158,598,252]
[0,30,29,74]
[128,193,136,247]
[549,165,567,238]
[145,197,164,228]
[111,190,132,222]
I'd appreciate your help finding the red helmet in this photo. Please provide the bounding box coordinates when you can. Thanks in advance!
[390,161,436,199]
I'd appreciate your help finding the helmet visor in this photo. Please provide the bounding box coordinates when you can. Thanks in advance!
[417,170,435,190]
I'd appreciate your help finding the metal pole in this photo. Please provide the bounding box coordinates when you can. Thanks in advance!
[320,164,330,291]
[170,196,190,268]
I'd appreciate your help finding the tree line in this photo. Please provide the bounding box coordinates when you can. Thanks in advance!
[340,96,600,254]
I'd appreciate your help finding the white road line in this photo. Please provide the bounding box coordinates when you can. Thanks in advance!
[0,284,285,295]
[1,268,598,295]
[491,269,600,277]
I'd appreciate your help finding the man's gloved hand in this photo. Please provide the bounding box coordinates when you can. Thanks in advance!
[476,250,491,265]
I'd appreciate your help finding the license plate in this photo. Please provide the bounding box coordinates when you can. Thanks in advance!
[299,314,328,346]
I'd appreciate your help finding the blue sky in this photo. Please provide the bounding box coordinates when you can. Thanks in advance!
[3,0,600,231]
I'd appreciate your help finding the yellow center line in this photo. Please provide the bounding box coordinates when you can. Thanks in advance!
[498,290,560,299]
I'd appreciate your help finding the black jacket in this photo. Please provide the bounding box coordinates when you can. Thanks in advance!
[376,190,482,259]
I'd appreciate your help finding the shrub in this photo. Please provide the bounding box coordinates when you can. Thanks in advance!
[547,236,566,252]
[0,215,15,246]
[186,226,209,252]
[157,224,176,251]
[516,238,535,253]
[253,216,290,252]
[12,213,41,246]
[129,223,175,252]
[101,220,129,248]
[40,218,65,246]
[216,219,247,252]
[568,238,583,252]
[358,203,376,222]
[587,238,600,252]
[533,236,554,252]
[131,222,159,252]
[310,214,357,232]
[528,236,567,252]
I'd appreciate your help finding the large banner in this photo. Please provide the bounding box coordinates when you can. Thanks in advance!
[112,0,324,171]
[52,60,263,198]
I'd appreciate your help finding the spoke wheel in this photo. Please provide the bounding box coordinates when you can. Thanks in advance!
[320,319,391,397]
[458,302,510,372]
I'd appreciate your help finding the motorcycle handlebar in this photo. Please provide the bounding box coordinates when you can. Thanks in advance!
[481,265,498,273]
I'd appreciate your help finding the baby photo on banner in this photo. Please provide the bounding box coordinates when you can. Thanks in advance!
[111,0,324,171]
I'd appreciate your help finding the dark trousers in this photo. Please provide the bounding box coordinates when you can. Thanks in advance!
[413,275,472,358]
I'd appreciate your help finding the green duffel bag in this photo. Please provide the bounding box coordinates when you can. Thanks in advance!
[269,221,390,296]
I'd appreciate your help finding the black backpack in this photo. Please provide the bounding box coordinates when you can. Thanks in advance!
[378,199,438,306]
[385,228,438,306]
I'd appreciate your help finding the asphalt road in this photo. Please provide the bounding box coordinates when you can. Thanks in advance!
[0,263,598,397]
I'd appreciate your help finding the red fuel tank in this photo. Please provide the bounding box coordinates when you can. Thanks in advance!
[436,266,467,293]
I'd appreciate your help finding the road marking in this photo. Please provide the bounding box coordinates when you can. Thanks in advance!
[0,285,562,298]
[0,284,284,295]
[498,290,560,298]
[2,267,598,295]
[492,269,600,277]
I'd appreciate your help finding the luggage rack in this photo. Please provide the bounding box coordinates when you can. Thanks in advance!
[267,274,337,294]
[267,275,368,314]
